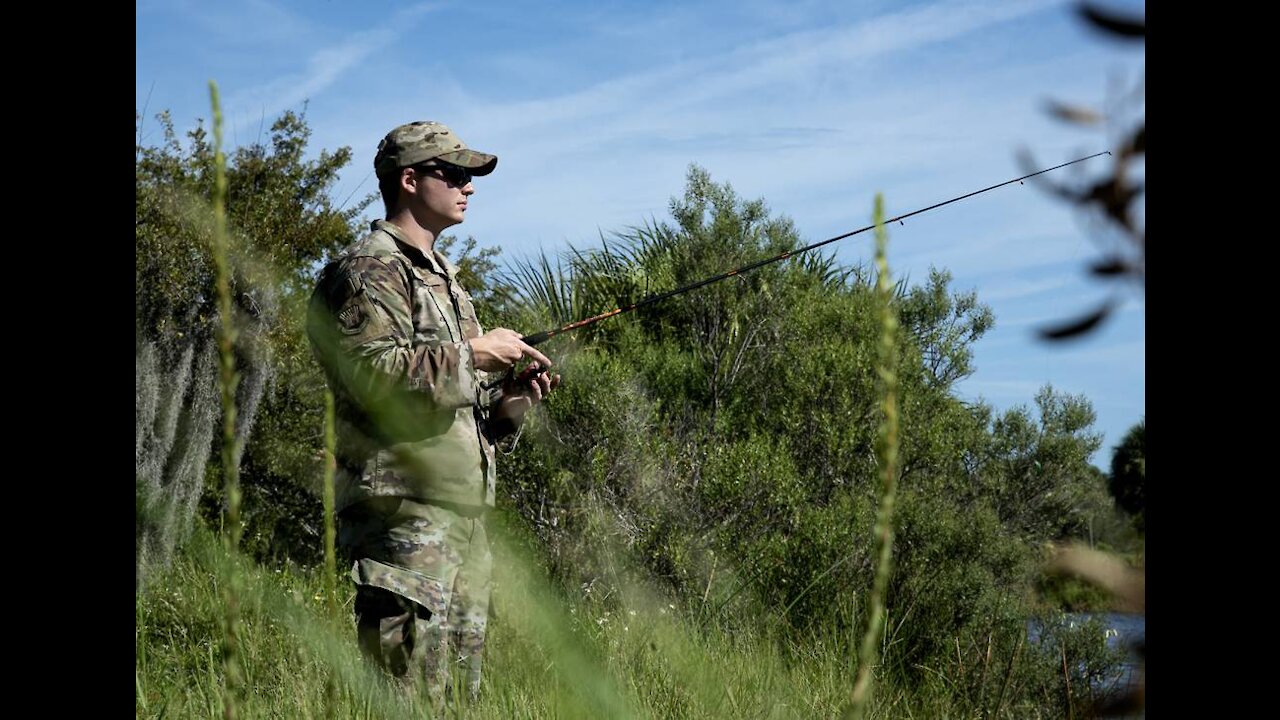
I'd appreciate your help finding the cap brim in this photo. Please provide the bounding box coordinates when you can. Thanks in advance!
[437,149,498,176]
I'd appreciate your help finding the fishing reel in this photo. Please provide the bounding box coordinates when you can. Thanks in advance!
[480,359,549,392]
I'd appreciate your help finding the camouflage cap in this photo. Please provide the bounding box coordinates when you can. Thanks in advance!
[374,121,498,178]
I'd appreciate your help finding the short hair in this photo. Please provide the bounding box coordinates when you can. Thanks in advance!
[377,162,443,215]
[378,169,403,216]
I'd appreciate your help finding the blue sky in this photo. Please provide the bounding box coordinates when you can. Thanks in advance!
[137,0,1145,468]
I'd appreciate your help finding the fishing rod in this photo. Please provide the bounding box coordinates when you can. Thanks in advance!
[520,150,1110,347]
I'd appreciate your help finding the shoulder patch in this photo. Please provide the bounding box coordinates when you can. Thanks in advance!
[338,301,367,333]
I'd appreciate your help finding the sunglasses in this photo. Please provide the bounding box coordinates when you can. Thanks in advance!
[414,162,473,187]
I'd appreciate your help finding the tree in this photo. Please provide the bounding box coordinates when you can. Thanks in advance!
[135,108,367,577]
[898,268,994,392]
[984,385,1109,544]
[496,168,1068,688]
[1108,418,1145,531]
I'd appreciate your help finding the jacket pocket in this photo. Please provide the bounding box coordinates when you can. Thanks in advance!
[409,273,453,343]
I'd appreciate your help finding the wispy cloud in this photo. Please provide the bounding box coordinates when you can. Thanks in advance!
[979,275,1079,303]
[222,3,440,135]
[450,0,1066,151]
[990,293,1144,332]
[373,0,1085,253]
[140,0,312,45]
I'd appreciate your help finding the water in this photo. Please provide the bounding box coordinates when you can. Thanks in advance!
[1097,612,1145,689]
[1028,612,1145,717]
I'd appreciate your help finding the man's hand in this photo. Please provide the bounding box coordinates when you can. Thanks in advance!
[469,328,553,372]
[494,361,561,424]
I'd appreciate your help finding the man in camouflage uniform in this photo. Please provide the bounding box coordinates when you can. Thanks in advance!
[307,121,560,705]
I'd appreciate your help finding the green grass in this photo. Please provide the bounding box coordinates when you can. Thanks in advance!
[137,517,1082,720]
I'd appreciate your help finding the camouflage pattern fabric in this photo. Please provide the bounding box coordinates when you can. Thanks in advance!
[308,215,522,704]
[341,498,493,704]
[308,219,510,511]
[374,120,498,178]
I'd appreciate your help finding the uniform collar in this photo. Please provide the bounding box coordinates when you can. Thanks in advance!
[371,219,459,278]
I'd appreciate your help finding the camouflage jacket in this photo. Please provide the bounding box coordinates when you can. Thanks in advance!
[308,220,511,511]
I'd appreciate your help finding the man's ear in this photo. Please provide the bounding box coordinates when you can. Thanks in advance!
[399,167,422,198]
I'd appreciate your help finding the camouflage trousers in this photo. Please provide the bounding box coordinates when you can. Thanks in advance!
[339,497,493,704]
